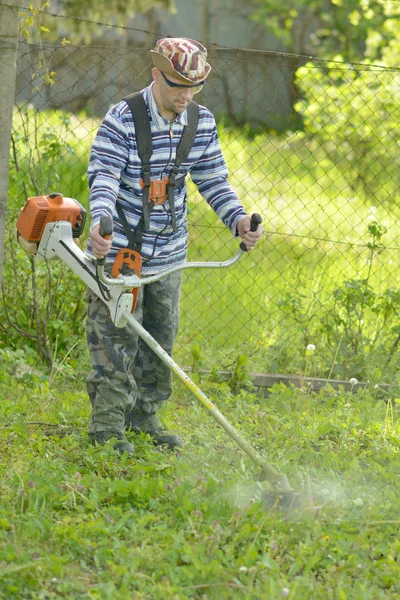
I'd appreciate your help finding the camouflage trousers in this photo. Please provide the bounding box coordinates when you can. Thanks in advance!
[86,270,182,434]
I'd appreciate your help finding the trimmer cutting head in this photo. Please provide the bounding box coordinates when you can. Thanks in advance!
[262,490,303,512]
[258,470,303,512]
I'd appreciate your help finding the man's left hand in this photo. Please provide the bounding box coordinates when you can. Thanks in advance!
[237,215,264,251]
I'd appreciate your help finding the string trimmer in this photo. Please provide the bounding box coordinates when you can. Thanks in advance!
[16,192,300,509]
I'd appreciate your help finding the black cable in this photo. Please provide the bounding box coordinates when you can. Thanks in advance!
[142,118,175,264]
[142,204,170,265]
[95,263,111,301]
[159,117,176,180]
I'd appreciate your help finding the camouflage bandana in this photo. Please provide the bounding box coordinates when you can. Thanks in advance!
[151,37,212,84]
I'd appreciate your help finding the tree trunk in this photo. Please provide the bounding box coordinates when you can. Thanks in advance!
[0,0,20,287]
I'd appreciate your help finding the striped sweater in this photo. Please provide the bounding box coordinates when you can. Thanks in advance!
[86,82,247,274]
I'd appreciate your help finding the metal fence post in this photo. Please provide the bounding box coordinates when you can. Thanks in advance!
[0,0,20,287]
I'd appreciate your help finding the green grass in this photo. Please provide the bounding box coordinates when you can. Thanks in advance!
[1,352,400,599]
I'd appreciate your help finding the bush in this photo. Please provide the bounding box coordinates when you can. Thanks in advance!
[295,62,400,203]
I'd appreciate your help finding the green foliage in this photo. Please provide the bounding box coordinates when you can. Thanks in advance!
[1,365,400,598]
[20,0,175,44]
[252,0,389,61]
[3,108,91,365]
[229,355,254,395]
[366,2,400,63]
[267,220,400,380]
[295,62,400,202]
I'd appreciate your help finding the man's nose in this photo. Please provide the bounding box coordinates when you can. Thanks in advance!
[180,88,193,101]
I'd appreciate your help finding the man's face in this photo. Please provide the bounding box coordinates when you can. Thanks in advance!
[155,69,203,115]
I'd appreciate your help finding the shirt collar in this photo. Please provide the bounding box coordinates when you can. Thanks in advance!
[144,82,188,128]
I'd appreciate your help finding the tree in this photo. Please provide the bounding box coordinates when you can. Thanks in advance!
[251,0,389,62]
[29,0,175,43]
[377,1,400,66]
[0,0,20,289]
[294,4,400,204]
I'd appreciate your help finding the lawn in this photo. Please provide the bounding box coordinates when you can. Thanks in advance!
[0,353,400,599]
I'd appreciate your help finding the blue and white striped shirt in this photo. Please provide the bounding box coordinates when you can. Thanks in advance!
[86,83,247,273]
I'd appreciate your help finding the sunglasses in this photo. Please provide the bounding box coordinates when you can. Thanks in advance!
[160,71,204,94]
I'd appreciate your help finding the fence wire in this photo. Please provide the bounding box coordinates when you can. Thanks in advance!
[5,19,400,380]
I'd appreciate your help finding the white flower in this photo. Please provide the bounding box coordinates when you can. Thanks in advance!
[281,588,290,598]
[349,378,358,386]
[307,344,316,352]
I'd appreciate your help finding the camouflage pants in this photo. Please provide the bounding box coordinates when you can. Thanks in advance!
[86,270,182,434]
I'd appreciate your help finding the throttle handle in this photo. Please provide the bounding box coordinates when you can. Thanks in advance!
[239,213,262,252]
[97,215,114,265]
[99,215,113,239]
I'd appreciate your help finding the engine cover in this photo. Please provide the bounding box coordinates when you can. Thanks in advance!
[16,193,87,242]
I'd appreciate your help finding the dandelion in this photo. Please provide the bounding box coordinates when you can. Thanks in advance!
[304,344,316,379]
[281,588,290,597]
[349,378,358,385]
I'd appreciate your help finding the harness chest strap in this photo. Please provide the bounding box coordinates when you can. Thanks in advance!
[138,174,187,206]
[139,176,170,205]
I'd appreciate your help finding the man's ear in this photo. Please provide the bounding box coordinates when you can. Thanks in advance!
[152,67,160,83]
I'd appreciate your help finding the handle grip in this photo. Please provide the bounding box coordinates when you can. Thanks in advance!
[97,215,114,265]
[99,215,113,238]
[239,213,262,252]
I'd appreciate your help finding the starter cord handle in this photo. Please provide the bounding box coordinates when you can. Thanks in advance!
[239,213,262,252]
[97,215,114,265]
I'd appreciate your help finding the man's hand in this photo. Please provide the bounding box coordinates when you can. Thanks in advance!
[90,224,113,259]
[237,215,264,251]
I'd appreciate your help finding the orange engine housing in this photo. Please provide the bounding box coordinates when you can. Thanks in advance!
[16,193,87,242]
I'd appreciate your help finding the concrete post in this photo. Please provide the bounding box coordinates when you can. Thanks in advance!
[202,0,210,42]
[0,0,20,287]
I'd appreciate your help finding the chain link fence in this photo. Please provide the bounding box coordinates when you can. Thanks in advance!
[4,15,400,380]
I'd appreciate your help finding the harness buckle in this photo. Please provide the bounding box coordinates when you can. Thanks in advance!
[140,176,170,205]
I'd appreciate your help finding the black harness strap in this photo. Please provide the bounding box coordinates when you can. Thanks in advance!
[123,93,153,231]
[115,202,138,251]
[119,92,199,252]
[168,101,199,232]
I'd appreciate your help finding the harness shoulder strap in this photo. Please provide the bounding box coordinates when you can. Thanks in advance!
[174,101,199,169]
[123,92,152,166]
[168,101,199,231]
[123,92,153,230]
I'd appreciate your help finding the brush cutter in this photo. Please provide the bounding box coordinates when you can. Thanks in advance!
[16,192,300,507]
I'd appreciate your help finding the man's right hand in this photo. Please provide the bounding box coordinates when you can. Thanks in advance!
[90,224,113,259]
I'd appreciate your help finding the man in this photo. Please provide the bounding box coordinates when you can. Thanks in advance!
[85,37,264,455]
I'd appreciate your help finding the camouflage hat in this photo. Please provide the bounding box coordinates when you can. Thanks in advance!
[151,37,211,85]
